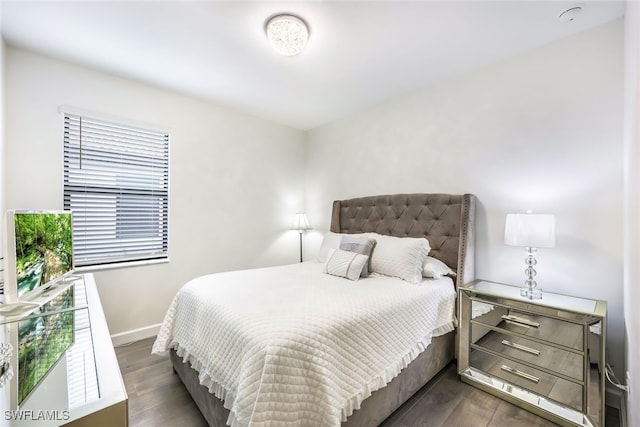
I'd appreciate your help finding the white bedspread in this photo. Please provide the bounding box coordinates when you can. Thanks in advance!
[152,262,456,427]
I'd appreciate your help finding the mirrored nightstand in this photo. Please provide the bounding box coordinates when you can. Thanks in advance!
[458,279,606,427]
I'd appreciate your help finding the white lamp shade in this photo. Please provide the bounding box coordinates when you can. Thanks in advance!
[504,213,555,248]
[293,213,310,231]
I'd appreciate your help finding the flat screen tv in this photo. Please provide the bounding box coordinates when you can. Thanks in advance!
[3,211,74,303]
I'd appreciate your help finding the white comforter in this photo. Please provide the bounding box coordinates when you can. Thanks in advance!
[152,262,456,427]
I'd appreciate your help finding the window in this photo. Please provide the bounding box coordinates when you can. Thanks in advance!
[63,113,169,268]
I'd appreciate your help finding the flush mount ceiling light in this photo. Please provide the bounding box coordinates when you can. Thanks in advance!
[265,14,309,56]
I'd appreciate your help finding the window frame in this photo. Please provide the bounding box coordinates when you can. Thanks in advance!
[62,111,170,269]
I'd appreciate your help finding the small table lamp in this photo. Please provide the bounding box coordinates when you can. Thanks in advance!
[293,213,310,262]
[504,213,555,299]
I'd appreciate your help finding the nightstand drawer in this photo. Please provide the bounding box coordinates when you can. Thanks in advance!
[471,299,584,351]
[470,348,583,412]
[471,324,583,381]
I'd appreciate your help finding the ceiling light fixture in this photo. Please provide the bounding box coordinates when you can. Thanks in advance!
[265,14,309,56]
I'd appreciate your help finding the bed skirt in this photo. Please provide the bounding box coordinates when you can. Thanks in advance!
[170,331,455,427]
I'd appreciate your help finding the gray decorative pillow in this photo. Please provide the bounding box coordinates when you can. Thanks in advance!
[340,235,377,277]
[323,248,369,281]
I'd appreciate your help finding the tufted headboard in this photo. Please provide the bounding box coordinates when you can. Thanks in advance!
[330,193,476,288]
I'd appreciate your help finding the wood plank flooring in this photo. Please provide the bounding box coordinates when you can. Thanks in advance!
[115,337,620,427]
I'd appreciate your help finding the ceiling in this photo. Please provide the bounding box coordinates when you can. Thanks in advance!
[0,1,626,130]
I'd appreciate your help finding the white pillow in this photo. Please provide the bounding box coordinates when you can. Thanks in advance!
[422,256,456,279]
[323,248,369,281]
[369,233,430,284]
[317,232,343,263]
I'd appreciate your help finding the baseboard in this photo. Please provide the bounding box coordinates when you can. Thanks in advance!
[606,386,627,427]
[111,323,161,347]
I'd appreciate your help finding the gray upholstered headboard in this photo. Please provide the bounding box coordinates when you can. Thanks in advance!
[330,193,476,288]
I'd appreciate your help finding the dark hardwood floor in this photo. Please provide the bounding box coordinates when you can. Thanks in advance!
[115,337,620,427]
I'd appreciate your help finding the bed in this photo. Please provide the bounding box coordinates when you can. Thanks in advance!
[153,193,476,426]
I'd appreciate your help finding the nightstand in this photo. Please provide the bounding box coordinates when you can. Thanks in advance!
[458,279,606,427]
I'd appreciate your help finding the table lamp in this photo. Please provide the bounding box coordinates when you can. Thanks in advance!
[504,212,555,299]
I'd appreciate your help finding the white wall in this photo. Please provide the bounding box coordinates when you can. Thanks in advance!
[0,8,5,271]
[0,1,8,414]
[306,21,625,377]
[624,1,640,425]
[4,47,306,337]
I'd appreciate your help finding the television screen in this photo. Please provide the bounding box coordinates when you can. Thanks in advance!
[17,285,75,406]
[4,211,74,302]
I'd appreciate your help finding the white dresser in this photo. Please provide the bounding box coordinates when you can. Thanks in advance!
[0,274,127,426]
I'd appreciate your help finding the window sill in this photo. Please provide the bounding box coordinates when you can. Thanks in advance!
[74,257,169,273]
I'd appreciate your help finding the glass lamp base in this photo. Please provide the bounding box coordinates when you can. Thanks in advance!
[521,287,542,299]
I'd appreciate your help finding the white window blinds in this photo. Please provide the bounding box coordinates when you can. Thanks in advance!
[63,113,169,267]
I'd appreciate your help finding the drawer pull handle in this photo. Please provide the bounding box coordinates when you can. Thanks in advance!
[501,365,540,383]
[501,340,540,356]
[501,314,540,328]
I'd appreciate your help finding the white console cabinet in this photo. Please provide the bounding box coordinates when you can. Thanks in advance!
[0,274,128,426]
